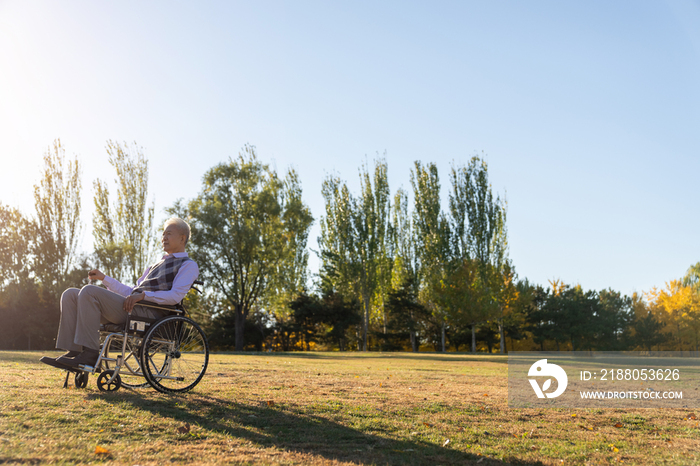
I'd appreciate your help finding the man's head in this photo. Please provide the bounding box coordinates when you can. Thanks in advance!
[162,217,191,254]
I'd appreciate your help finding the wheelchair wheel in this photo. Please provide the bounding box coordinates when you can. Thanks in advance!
[140,316,209,394]
[74,371,89,388]
[97,370,121,392]
[103,336,149,388]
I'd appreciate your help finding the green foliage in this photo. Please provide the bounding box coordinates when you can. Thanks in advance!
[526,283,635,351]
[0,203,33,291]
[32,139,83,299]
[92,141,156,283]
[319,158,391,351]
[383,275,430,351]
[184,145,313,351]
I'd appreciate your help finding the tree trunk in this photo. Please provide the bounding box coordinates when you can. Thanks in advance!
[471,323,476,353]
[441,322,446,352]
[362,295,370,351]
[499,319,505,354]
[234,304,246,351]
[410,331,418,352]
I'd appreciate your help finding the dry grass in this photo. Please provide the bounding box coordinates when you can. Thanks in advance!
[0,350,699,465]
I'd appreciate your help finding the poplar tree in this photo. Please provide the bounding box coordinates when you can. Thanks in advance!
[318,159,390,351]
[448,156,509,352]
[92,141,156,283]
[411,161,451,351]
[33,139,82,298]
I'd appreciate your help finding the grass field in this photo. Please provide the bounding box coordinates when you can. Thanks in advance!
[0,351,699,465]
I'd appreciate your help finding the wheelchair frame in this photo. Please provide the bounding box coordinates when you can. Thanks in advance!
[61,280,209,394]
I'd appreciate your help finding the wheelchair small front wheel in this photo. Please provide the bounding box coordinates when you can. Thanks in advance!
[140,316,209,394]
[74,371,89,389]
[97,370,122,392]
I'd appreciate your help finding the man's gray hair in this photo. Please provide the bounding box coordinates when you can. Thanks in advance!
[164,217,191,245]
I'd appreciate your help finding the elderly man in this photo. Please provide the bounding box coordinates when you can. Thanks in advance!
[42,217,199,369]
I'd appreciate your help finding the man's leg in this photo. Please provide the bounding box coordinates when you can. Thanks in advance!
[41,288,83,366]
[73,285,128,351]
[58,285,127,368]
[55,288,83,353]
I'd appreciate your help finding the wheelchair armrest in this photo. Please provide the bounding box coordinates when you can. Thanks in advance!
[138,300,184,314]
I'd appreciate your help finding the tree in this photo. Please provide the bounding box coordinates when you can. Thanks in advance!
[32,139,82,299]
[262,168,314,333]
[185,145,312,351]
[629,292,668,351]
[385,274,430,351]
[320,290,362,351]
[353,159,391,350]
[448,156,509,353]
[318,159,390,351]
[92,141,156,283]
[682,262,700,292]
[595,289,633,350]
[0,204,42,350]
[0,203,33,292]
[289,293,323,351]
[650,280,700,352]
[411,161,451,351]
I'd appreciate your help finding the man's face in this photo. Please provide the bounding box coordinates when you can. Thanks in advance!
[162,224,186,254]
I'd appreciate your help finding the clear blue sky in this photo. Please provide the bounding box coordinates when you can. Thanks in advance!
[1,0,699,297]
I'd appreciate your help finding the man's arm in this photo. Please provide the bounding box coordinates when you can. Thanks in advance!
[141,261,200,305]
[95,268,150,297]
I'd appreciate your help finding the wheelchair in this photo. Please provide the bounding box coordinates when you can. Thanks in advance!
[55,281,209,394]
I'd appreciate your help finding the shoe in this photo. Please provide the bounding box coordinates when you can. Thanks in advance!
[57,348,100,369]
[40,356,73,370]
[58,350,81,359]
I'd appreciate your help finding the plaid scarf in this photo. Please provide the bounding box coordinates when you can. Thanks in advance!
[133,255,192,294]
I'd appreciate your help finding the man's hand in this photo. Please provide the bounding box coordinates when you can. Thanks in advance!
[88,269,105,281]
[123,292,146,313]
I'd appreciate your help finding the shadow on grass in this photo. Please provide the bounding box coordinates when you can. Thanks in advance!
[89,389,540,466]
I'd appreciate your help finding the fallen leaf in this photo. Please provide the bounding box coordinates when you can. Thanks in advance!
[380,382,382,387]
[483,394,489,397]
[687,413,697,420]
[423,422,432,427]
[94,445,111,455]
[571,413,577,418]
[443,438,450,446]
[266,400,275,407]
[177,423,191,434]
[615,423,623,428]
[578,424,594,431]
[457,427,464,432]
[476,458,484,464]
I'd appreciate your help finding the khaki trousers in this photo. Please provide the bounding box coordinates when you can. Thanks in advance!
[56,285,165,351]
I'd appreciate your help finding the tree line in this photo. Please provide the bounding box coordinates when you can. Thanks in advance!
[1,141,698,352]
